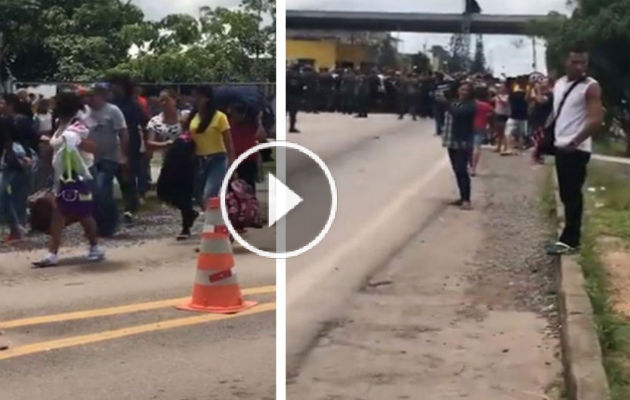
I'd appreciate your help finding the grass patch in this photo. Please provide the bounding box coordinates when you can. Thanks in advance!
[593,137,628,158]
[581,161,630,400]
[579,226,630,400]
[586,160,630,242]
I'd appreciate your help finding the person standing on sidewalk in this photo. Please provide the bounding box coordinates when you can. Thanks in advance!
[147,89,199,241]
[85,84,128,237]
[188,85,234,208]
[471,86,494,176]
[287,65,303,133]
[0,94,38,242]
[530,78,554,163]
[431,72,447,135]
[439,81,476,210]
[109,76,149,226]
[546,45,603,255]
[32,91,104,267]
[227,102,266,194]
[505,77,529,154]
[492,83,510,153]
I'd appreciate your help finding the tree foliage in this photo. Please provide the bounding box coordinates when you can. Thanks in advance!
[448,33,472,73]
[370,35,400,69]
[534,0,630,153]
[0,0,145,81]
[410,52,431,74]
[0,0,276,83]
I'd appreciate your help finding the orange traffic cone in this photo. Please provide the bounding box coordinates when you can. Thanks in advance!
[178,197,257,314]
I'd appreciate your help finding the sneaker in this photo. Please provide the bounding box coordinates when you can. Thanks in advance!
[3,233,23,244]
[32,253,59,268]
[289,128,300,133]
[460,201,473,211]
[176,228,192,241]
[546,241,578,255]
[87,246,105,262]
[123,212,134,225]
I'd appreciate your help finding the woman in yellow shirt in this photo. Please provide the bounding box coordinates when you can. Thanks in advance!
[188,86,234,208]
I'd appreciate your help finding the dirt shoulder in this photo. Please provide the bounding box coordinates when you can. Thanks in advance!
[288,151,564,400]
[580,159,630,400]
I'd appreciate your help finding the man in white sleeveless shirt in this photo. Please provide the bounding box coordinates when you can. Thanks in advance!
[547,45,603,255]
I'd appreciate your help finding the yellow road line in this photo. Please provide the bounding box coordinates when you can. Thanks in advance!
[0,285,275,330]
[0,302,275,361]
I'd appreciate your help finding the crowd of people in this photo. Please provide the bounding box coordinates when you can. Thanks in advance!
[0,76,274,266]
[287,43,603,255]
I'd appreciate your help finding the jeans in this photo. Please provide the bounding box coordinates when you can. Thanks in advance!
[196,153,228,208]
[118,152,140,214]
[138,153,152,197]
[448,148,471,202]
[556,150,590,247]
[93,160,120,237]
[0,170,29,232]
[94,160,118,207]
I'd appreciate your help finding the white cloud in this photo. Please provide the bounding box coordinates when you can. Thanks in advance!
[287,0,572,74]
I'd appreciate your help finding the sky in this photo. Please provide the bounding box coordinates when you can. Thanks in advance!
[131,0,572,75]
[130,0,241,20]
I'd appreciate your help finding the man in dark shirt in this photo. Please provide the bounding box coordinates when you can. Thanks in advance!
[506,77,529,153]
[109,76,149,224]
[286,65,303,133]
[438,81,476,210]
[318,68,335,112]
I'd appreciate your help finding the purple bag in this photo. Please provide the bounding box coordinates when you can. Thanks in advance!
[56,179,94,219]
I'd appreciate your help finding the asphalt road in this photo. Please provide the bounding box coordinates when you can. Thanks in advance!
[0,227,275,399]
[285,113,455,374]
[285,113,563,400]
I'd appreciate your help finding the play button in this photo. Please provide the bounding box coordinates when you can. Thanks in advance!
[219,141,337,259]
[268,173,303,227]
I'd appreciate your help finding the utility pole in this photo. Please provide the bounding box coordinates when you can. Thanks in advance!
[531,36,538,71]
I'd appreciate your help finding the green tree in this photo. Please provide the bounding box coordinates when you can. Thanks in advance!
[535,0,630,155]
[0,0,146,82]
[369,34,401,69]
[1,0,276,84]
[410,52,431,74]
[431,45,450,72]
[448,33,471,73]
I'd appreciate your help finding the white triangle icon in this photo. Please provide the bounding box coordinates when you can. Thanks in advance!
[268,173,303,227]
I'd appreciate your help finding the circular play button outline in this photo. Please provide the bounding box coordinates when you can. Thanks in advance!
[219,141,338,259]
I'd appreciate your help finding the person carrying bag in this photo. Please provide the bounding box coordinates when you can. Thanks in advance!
[536,76,586,156]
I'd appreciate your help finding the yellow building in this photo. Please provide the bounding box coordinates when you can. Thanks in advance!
[286,37,371,71]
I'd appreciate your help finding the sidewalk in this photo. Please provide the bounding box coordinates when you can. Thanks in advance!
[288,152,564,399]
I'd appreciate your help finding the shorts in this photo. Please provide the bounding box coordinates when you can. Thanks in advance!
[494,114,508,125]
[505,118,528,138]
[474,130,486,146]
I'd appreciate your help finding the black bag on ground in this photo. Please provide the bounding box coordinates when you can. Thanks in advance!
[539,76,586,155]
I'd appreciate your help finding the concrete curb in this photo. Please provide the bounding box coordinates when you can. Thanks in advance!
[552,172,611,400]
